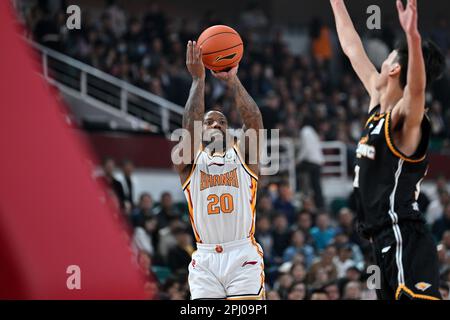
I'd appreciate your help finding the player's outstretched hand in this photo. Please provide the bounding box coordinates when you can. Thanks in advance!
[397,0,419,37]
[211,66,238,83]
[186,41,205,80]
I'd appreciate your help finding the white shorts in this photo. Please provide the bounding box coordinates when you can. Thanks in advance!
[188,237,265,300]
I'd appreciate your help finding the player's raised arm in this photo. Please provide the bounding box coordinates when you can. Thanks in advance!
[175,41,205,181]
[330,0,380,110]
[393,0,425,127]
[212,67,263,175]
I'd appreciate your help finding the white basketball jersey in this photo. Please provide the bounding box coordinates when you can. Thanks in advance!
[182,145,258,244]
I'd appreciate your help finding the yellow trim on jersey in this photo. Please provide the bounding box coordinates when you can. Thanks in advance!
[384,112,427,163]
[395,284,440,300]
[365,113,385,128]
[185,185,202,243]
[181,146,204,190]
[248,177,258,237]
[251,237,264,259]
[232,145,259,181]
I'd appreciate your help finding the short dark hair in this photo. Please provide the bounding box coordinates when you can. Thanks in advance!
[396,38,446,89]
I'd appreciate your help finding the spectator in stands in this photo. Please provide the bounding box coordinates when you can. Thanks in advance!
[290,263,307,283]
[105,0,127,38]
[154,192,181,229]
[333,232,364,270]
[442,230,450,255]
[273,183,297,224]
[101,157,126,208]
[336,208,359,244]
[157,218,188,263]
[438,243,449,273]
[309,17,333,65]
[435,175,449,195]
[432,202,450,242]
[255,215,274,266]
[297,117,325,209]
[310,212,336,252]
[137,250,160,299]
[440,282,450,300]
[333,244,355,279]
[429,101,448,139]
[287,282,307,300]
[266,290,281,300]
[131,193,155,227]
[119,159,137,208]
[307,245,337,286]
[271,213,291,265]
[309,289,329,300]
[273,272,294,300]
[323,281,341,300]
[160,278,185,300]
[343,281,362,300]
[283,229,315,267]
[295,210,315,245]
[257,194,276,217]
[167,226,194,276]
[133,215,158,258]
[427,190,449,225]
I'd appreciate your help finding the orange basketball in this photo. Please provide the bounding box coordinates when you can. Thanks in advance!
[197,25,244,72]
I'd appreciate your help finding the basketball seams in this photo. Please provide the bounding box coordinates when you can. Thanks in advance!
[198,31,239,47]
[202,43,243,56]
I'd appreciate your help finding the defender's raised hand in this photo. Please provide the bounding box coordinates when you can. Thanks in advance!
[186,41,205,80]
[397,0,419,37]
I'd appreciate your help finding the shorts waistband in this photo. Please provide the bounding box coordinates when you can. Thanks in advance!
[196,238,254,253]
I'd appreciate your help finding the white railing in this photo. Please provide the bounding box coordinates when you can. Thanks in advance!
[262,139,348,192]
[321,141,348,180]
[30,41,184,135]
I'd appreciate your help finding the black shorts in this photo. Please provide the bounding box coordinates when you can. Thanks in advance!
[371,221,442,300]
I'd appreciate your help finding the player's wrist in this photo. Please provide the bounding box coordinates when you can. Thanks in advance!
[192,75,205,82]
[406,31,421,43]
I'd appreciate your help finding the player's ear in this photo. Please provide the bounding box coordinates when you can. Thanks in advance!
[388,63,401,77]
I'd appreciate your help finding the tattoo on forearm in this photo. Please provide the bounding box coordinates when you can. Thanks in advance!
[183,79,205,130]
[230,78,263,131]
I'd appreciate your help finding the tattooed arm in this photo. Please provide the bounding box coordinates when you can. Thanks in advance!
[174,41,205,184]
[212,67,263,176]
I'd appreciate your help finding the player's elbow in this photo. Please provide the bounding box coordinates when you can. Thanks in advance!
[405,84,426,100]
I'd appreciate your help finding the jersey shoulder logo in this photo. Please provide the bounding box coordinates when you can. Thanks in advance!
[370,118,385,136]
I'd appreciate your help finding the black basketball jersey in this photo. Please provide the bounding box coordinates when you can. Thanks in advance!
[353,106,431,239]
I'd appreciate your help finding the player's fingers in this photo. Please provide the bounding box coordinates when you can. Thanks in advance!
[193,42,198,63]
[186,41,192,64]
[192,41,197,63]
[229,66,239,77]
[197,46,203,64]
[396,0,405,13]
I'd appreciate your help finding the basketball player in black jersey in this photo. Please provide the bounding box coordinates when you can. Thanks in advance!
[331,0,446,299]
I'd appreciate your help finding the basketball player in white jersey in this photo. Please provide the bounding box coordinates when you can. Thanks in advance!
[173,41,265,300]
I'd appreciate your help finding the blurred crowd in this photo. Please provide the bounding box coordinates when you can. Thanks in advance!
[19,0,450,300]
